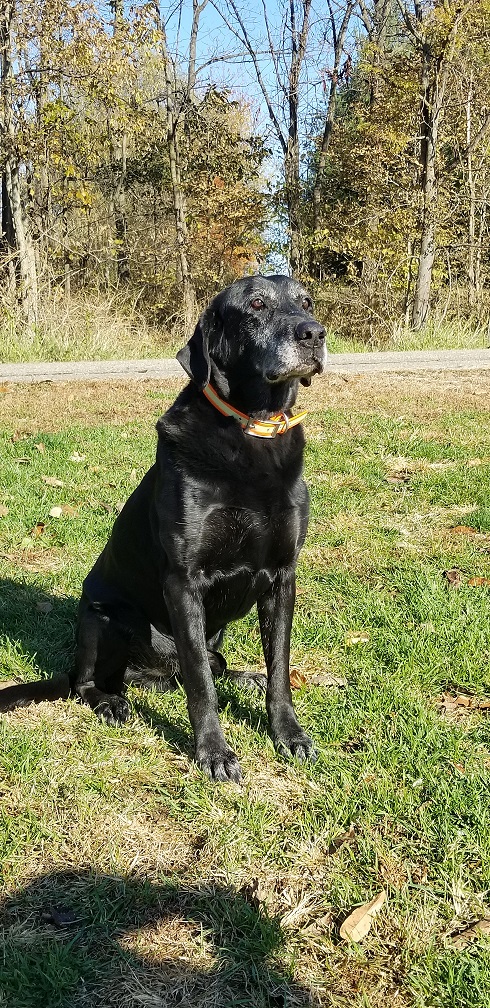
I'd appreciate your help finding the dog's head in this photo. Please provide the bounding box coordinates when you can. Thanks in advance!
[177,276,326,402]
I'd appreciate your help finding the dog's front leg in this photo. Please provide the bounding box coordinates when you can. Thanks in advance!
[257,568,317,763]
[164,576,242,783]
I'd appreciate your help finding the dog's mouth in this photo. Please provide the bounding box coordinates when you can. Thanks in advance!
[266,358,324,385]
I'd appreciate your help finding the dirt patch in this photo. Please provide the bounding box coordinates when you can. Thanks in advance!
[0,370,489,433]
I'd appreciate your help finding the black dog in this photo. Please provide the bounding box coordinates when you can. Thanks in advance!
[0,275,326,781]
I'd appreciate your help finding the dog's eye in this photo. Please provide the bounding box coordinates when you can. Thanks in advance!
[301,297,312,310]
[250,298,266,310]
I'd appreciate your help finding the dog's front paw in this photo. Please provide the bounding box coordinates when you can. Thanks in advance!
[274,730,317,764]
[196,745,243,783]
[94,693,131,726]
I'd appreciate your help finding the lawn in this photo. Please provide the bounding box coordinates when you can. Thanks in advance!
[0,371,489,1008]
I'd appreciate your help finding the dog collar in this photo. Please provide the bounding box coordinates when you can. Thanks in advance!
[202,383,307,438]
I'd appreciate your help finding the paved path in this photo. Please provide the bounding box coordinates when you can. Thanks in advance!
[1,348,489,384]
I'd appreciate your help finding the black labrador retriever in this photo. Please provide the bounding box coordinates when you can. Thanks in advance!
[0,275,326,781]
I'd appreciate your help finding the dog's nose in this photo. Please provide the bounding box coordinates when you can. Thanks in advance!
[294,320,326,343]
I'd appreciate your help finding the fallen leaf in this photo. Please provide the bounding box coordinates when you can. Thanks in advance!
[309,671,347,687]
[419,621,436,633]
[115,501,125,513]
[449,761,466,774]
[339,890,387,942]
[49,506,63,518]
[385,473,412,484]
[35,442,45,453]
[450,525,478,536]
[42,475,65,488]
[440,693,490,715]
[360,772,377,785]
[61,505,77,516]
[30,522,46,536]
[239,878,266,911]
[345,631,370,645]
[290,667,308,689]
[36,601,53,614]
[129,468,138,482]
[443,568,462,589]
[69,452,86,462]
[0,505,9,517]
[456,694,473,706]
[11,430,30,442]
[467,458,483,467]
[342,737,366,752]
[16,457,31,464]
[467,576,490,587]
[327,824,357,854]
[449,919,490,949]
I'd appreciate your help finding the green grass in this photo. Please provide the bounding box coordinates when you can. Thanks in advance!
[1,383,490,1007]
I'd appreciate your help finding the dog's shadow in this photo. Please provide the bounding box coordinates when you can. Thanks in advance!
[0,577,269,755]
[0,868,315,1007]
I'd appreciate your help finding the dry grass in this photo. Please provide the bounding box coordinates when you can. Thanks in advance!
[0,293,179,363]
[1,370,490,436]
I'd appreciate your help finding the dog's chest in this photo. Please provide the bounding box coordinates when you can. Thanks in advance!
[197,502,303,626]
[198,497,305,573]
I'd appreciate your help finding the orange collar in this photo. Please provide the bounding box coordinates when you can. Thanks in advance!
[202,382,307,438]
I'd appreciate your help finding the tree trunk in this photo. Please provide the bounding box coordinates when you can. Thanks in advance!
[285,138,301,276]
[411,48,442,330]
[312,0,354,234]
[466,74,478,311]
[112,129,130,285]
[1,1,38,324]
[408,2,472,330]
[1,171,16,294]
[158,5,196,328]
[110,0,130,285]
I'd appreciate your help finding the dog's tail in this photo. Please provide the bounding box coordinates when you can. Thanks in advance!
[0,675,71,712]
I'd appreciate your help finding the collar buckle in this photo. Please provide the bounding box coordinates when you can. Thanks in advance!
[244,412,289,438]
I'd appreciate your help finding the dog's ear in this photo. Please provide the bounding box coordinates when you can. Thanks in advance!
[176,312,212,389]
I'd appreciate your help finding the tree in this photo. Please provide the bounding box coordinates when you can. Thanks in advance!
[401,0,476,329]
[1,0,38,323]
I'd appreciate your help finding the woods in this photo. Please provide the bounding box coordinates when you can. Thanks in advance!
[0,0,489,347]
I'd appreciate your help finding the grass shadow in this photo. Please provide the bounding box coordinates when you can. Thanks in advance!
[0,868,315,1007]
[0,576,270,763]
[0,577,76,679]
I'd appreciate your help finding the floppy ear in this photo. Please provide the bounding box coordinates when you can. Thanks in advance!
[176,313,211,389]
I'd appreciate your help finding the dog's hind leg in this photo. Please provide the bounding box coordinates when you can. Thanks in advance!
[73,602,132,725]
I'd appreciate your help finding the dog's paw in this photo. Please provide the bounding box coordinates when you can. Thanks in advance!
[196,746,243,784]
[94,693,131,726]
[274,731,317,764]
[226,671,268,696]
